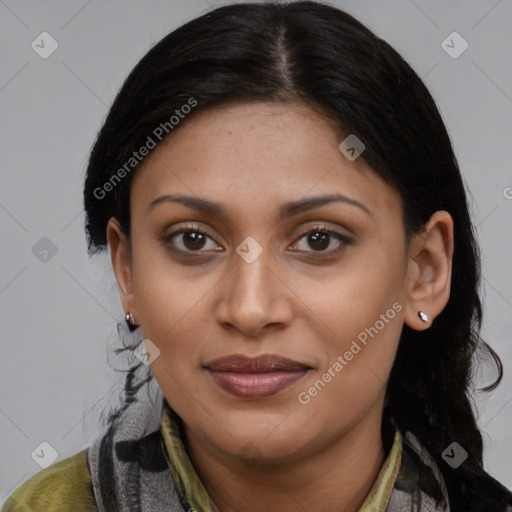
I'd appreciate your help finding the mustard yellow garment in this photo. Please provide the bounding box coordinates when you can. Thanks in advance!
[2,448,97,512]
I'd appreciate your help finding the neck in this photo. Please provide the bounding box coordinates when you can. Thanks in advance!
[182,402,389,512]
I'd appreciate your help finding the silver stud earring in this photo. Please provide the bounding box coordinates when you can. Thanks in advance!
[418,311,430,323]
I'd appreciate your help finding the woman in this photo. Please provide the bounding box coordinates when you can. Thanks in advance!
[4,1,511,511]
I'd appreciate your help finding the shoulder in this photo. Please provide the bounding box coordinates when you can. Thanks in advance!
[2,448,97,512]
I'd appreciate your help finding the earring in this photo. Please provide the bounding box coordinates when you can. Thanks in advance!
[418,311,430,323]
[125,312,137,331]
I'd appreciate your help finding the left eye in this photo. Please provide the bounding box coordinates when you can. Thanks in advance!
[291,227,351,253]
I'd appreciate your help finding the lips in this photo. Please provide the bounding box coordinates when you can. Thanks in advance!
[206,354,310,372]
[205,354,311,399]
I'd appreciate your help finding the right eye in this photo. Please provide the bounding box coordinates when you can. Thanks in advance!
[161,224,223,253]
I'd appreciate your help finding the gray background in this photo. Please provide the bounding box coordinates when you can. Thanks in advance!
[1,0,511,503]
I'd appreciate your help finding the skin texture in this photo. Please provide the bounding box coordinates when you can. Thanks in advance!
[106,101,454,512]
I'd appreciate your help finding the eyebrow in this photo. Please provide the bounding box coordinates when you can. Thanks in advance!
[146,193,372,220]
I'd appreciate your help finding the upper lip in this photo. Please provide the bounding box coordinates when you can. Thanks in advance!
[205,354,311,373]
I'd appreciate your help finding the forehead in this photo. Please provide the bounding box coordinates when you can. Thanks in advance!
[130,101,402,223]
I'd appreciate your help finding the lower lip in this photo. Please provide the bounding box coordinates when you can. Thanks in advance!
[207,370,309,399]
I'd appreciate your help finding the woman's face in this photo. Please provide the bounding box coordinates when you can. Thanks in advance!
[108,101,430,463]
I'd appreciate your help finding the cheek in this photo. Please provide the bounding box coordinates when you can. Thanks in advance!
[135,276,206,416]
[306,237,405,345]
[297,303,403,433]
[130,236,206,337]
[129,246,207,389]
[298,241,405,404]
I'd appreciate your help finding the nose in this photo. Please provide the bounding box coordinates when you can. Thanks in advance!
[214,247,294,339]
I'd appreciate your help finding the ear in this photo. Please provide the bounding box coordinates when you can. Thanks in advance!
[403,210,454,331]
[106,217,137,323]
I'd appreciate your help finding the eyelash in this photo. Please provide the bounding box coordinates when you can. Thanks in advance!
[160,223,352,257]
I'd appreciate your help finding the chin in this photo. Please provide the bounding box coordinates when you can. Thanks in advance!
[219,418,311,462]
